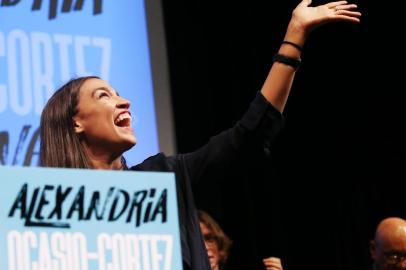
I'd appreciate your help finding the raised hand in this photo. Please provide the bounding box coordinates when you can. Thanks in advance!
[290,0,361,34]
[260,0,361,113]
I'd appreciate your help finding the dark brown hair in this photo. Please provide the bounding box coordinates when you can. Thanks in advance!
[40,76,99,168]
[198,210,233,268]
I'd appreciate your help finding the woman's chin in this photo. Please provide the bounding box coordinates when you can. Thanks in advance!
[124,138,136,150]
[114,137,136,154]
[120,132,137,147]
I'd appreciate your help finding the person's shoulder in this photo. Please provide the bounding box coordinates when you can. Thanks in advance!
[129,152,173,172]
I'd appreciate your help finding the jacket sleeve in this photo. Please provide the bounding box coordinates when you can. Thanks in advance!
[170,92,285,188]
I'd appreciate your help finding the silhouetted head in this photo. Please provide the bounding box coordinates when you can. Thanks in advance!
[371,217,406,270]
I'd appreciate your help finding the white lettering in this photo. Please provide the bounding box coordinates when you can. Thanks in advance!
[125,235,142,270]
[0,30,112,116]
[65,233,74,270]
[161,235,173,270]
[139,235,152,270]
[24,231,38,270]
[150,235,163,270]
[92,37,111,80]
[51,232,67,270]
[0,31,7,113]
[8,29,32,115]
[54,34,73,82]
[7,230,23,270]
[72,233,89,270]
[74,36,91,77]
[31,32,54,115]
[6,231,173,270]
[35,232,53,270]
[112,234,127,270]
[97,233,111,270]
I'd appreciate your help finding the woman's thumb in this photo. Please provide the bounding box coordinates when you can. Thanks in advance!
[300,0,312,7]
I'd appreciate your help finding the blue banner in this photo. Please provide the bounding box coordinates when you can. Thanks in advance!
[0,166,182,270]
[0,0,159,166]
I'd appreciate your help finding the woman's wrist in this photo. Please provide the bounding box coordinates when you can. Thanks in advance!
[284,20,307,47]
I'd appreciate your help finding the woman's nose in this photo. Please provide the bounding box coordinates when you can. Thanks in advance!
[116,97,130,109]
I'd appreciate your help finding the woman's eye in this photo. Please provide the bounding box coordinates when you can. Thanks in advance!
[98,92,109,98]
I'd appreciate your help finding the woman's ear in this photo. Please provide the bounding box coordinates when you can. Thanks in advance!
[73,118,84,134]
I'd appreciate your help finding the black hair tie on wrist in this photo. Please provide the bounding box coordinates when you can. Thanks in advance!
[281,40,303,52]
[273,53,301,70]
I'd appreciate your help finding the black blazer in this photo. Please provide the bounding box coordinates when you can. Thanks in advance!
[131,93,284,270]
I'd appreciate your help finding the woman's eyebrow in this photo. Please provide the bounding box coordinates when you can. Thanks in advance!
[91,87,118,97]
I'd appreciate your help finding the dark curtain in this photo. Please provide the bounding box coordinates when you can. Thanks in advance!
[161,0,406,269]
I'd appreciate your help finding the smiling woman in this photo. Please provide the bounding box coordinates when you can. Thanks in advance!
[72,78,136,169]
[39,1,361,269]
[40,76,136,170]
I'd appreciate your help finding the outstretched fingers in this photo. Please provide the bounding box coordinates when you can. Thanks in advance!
[326,1,349,8]
[333,4,361,22]
[334,3,358,10]
[325,3,361,23]
[335,14,361,23]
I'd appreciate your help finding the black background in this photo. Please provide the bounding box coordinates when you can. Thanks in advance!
[161,1,405,269]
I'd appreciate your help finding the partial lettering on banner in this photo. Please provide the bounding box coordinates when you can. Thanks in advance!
[0,30,111,116]
[7,231,173,270]
[0,167,182,270]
